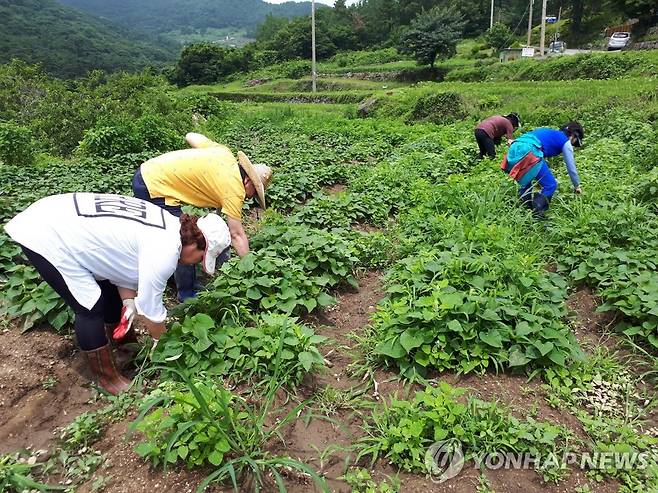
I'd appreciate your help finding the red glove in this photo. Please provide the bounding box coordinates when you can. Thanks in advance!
[113,299,136,341]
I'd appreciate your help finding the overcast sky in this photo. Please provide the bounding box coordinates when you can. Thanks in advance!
[265,0,360,6]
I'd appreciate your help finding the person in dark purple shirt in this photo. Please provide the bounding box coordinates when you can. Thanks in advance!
[475,113,520,159]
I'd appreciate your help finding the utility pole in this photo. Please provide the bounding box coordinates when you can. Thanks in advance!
[490,0,495,29]
[311,0,317,93]
[526,0,534,46]
[539,0,548,56]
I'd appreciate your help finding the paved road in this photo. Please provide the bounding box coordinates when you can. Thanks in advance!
[549,48,623,56]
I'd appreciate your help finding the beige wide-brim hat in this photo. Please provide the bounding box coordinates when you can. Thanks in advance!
[237,151,273,209]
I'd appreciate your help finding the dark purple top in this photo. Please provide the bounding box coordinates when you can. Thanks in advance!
[477,116,514,140]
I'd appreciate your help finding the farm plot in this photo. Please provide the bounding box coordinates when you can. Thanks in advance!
[1,77,658,493]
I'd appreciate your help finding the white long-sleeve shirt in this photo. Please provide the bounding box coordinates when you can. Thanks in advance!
[4,193,181,322]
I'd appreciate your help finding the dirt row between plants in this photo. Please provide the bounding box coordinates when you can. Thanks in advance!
[282,274,623,493]
[0,279,635,492]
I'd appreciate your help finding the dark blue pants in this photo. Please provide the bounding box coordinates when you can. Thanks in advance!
[132,168,198,302]
[519,161,558,199]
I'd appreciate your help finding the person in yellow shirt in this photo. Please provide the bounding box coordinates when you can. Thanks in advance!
[132,132,272,301]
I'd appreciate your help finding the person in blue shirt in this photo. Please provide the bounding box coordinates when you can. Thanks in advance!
[517,122,584,217]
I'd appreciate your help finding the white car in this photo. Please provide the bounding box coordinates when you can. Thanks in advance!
[608,32,631,50]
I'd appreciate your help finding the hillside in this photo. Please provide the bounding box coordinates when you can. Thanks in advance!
[0,0,179,78]
[56,0,319,36]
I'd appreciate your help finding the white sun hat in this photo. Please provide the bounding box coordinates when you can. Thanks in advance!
[196,213,231,274]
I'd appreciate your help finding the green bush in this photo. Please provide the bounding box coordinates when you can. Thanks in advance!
[177,93,229,118]
[328,48,404,67]
[77,115,181,158]
[0,122,35,166]
[77,121,142,158]
[134,115,182,153]
[407,92,467,124]
[274,60,312,80]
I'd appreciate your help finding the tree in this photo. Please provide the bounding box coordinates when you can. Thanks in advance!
[255,13,290,43]
[171,43,252,86]
[397,5,466,68]
[266,16,338,60]
[484,22,514,51]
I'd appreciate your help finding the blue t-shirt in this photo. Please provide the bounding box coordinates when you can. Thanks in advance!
[526,128,580,187]
[529,128,569,157]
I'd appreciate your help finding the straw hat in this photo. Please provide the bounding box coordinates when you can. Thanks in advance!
[237,151,273,209]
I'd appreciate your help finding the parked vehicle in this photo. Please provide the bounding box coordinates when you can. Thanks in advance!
[608,32,631,50]
[549,41,567,53]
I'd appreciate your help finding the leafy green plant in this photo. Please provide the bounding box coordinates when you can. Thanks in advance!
[340,467,400,493]
[0,121,35,166]
[370,249,583,377]
[357,383,569,473]
[569,243,658,348]
[0,452,65,492]
[634,168,658,207]
[179,252,337,321]
[0,263,73,332]
[250,221,358,287]
[151,313,327,386]
[133,361,329,491]
[180,225,358,322]
[349,231,397,270]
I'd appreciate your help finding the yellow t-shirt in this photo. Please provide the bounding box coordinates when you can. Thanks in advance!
[140,142,244,220]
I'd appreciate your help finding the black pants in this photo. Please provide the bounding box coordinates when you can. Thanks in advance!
[21,246,121,351]
[475,129,496,159]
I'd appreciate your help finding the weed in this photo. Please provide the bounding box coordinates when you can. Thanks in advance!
[340,467,400,493]
[42,376,58,390]
[0,452,65,491]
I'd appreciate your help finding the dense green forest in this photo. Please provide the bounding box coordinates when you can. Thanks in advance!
[56,0,321,35]
[254,0,657,52]
[0,0,179,78]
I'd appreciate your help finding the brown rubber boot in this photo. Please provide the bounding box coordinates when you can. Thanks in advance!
[84,344,132,395]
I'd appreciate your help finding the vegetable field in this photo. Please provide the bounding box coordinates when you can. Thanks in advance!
[1,53,658,493]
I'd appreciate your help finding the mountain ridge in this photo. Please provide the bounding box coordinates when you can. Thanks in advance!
[1,0,179,78]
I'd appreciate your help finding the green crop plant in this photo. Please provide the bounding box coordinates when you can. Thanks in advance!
[0,263,73,332]
[250,221,358,287]
[151,313,327,387]
[179,252,338,322]
[340,467,400,493]
[356,383,569,476]
[370,248,582,377]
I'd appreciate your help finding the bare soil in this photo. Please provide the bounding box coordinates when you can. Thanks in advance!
[0,283,631,493]
[566,287,618,348]
[0,328,95,454]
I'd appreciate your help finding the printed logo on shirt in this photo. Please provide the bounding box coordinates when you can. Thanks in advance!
[73,193,166,229]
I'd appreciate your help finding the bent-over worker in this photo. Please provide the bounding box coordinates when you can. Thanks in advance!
[4,193,231,394]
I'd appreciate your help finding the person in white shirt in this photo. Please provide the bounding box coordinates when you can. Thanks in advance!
[4,193,231,395]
